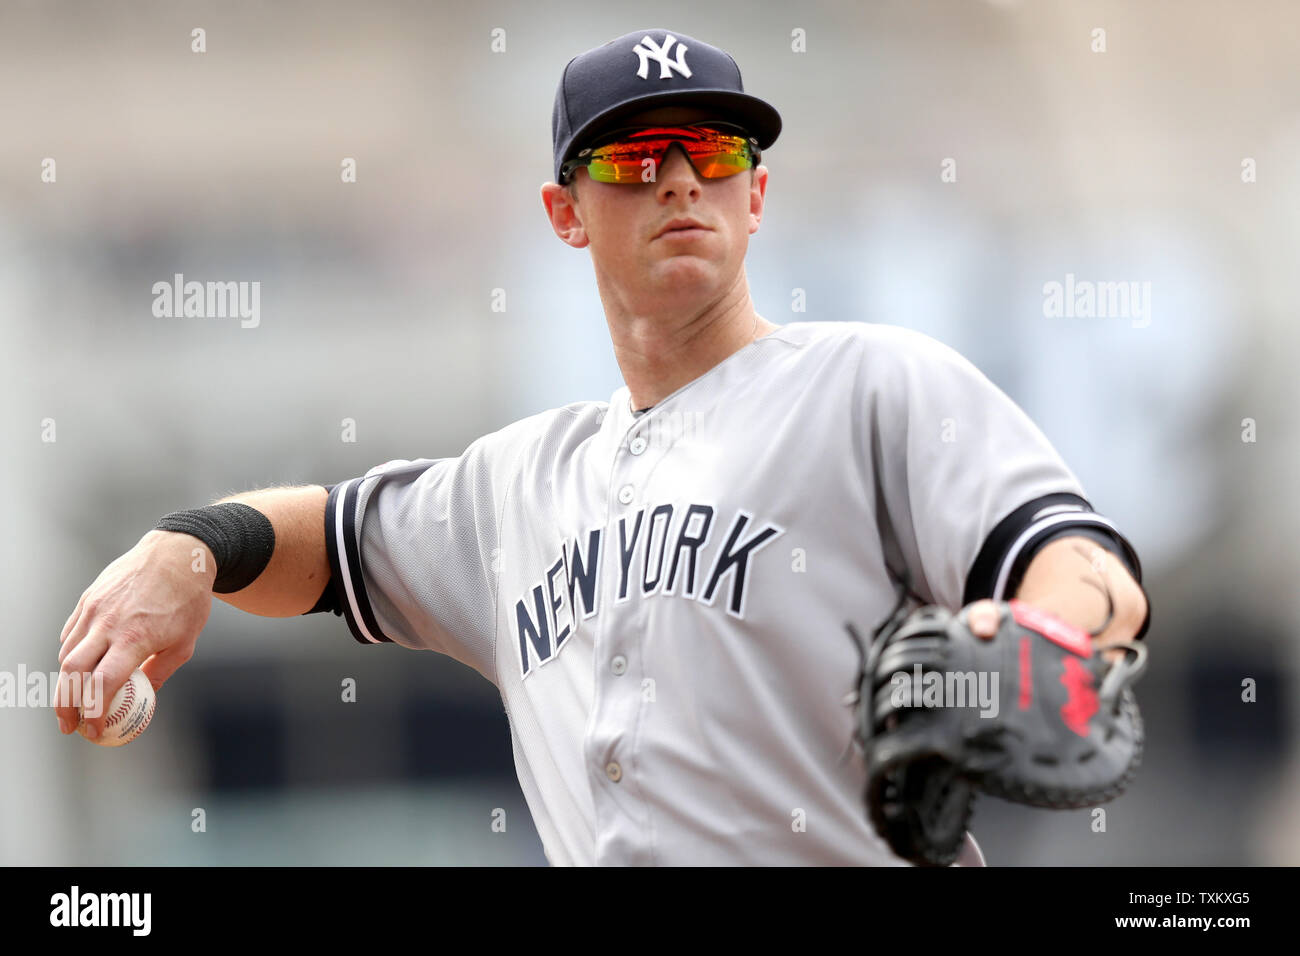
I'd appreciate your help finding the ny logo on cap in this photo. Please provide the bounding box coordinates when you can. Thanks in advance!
[632,34,691,80]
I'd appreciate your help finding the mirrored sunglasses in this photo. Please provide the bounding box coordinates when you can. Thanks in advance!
[561,123,760,185]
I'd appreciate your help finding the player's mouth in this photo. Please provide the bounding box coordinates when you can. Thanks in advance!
[654,218,712,240]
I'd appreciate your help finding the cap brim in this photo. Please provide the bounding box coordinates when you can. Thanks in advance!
[557,89,781,181]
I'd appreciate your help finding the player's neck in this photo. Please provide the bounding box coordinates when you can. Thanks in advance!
[605,287,778,411]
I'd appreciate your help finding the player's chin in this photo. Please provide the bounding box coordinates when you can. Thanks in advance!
[649,256,720,290]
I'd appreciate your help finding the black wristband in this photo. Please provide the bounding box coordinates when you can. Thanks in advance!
[155,503,276,594]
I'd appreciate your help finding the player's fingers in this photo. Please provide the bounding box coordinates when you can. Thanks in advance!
[54,631,110,734]
[57,597,100,665]
[76,645,149,741]
[966,600,1001,639]
[60,591,89,645]
[139,644,194,693]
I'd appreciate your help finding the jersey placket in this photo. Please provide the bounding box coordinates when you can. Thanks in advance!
[584,405,663,864]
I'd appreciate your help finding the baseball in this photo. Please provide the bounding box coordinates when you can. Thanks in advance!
[78,669,156,747]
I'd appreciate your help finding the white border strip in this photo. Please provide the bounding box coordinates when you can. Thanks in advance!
[333,477,382,644]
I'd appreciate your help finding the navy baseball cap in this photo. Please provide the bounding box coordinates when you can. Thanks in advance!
[551,29,782,183]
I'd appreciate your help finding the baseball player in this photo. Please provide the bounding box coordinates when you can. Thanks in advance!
[56,28,1150,866]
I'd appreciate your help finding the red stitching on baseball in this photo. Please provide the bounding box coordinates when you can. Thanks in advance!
[106,680,136,729]
[125,699,156,742]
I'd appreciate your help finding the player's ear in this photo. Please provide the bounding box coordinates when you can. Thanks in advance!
[541,180,590,249]
[747,164,768,236]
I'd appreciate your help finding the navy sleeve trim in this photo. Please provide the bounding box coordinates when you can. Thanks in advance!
[964,492,1142,600]
[325,478,394,645]
[963,492,1150,640]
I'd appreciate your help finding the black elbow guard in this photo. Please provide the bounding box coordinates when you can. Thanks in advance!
[305,578,343,616]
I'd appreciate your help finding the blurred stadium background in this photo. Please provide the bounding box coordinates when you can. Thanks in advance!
[2,0,1296,865]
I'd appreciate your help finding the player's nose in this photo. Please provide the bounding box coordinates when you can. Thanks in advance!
[655,143,702,200]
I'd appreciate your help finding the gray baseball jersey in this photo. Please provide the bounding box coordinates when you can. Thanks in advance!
[321,320,1139,865]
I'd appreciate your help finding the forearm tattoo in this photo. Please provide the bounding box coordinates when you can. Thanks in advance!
[1071,543,1116,637]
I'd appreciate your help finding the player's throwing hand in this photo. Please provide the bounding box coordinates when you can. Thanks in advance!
[56,530,215,739]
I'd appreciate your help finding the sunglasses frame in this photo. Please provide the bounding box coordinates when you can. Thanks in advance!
[561,121,761,185]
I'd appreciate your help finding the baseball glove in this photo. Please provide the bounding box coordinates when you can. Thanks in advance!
[846,579,1148,866]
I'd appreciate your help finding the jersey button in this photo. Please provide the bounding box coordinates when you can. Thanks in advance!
[617,485,635,505]
[605,761,623,783]
[611,654,628,676]
[629,434,647,456]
